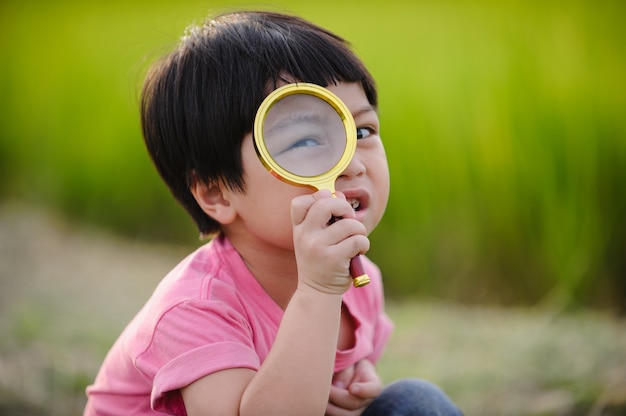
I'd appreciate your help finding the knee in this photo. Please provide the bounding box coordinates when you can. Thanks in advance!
[373,378,463,416]
[385,378,446,398]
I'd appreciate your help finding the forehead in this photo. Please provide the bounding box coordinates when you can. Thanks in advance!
[324,82,369,111]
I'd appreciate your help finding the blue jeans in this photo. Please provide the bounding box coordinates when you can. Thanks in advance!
[362,379,463,416]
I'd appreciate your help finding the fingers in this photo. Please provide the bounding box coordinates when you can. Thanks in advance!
[291,191,368,257]
[328,360,380,412]
[349,360,383,398]
[290,190,369,294]
[328,384,368,414]
[291,190,356,227]
[347,379,381,399]
[291,189,333,226]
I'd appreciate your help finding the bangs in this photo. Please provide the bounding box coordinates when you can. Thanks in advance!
[141,10,376,236]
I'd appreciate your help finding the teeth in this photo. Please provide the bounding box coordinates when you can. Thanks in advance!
[349,199,360,210]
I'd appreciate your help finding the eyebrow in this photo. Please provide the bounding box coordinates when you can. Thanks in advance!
[265,111,322,135]
[351,105,377,119]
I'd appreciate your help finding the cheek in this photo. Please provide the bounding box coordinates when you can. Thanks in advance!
[241,137,299,239]
[380,163,391,201]
[241,174,311,248]
[371,152,390,193]
[369,155,391,225]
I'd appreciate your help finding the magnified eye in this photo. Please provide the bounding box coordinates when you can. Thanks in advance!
[289,137,320,149]
[276,136,323,156]
[356,127,373,140]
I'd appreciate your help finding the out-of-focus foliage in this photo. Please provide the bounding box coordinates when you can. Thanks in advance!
[1,0,624,310]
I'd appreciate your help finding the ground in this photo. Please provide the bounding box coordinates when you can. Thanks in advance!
[1,202,625,415]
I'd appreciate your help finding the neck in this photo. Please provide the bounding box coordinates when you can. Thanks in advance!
[224,230,298,310]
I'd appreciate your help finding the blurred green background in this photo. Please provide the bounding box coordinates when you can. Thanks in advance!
[1,0,625,311]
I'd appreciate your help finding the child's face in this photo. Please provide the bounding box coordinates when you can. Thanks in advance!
[225,81,390,253]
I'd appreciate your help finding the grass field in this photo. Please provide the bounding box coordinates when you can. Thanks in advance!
[1,0,625,309]
[1,1,625,413]
[1,203,625,415]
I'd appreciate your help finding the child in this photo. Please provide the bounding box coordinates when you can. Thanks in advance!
[85,10,462,416]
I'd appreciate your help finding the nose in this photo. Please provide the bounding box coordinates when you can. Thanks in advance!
[339,152,365,180]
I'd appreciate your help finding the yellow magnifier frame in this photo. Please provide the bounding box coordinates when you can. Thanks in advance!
[253,82,370,288]
[253,83,357,193]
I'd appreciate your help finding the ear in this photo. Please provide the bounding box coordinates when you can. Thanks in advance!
[190,179,237,226]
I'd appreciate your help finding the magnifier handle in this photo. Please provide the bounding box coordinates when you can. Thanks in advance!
[328,215,370,288]
[350,255,370,287]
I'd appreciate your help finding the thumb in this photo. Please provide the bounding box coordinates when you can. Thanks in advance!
[290,189,333,226]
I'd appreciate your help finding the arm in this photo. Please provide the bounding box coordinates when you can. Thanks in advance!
[326,261,390,415]
[182,291,343,416]
[182,190,369,415]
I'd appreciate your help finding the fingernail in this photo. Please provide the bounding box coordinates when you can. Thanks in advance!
[318,189,333,198]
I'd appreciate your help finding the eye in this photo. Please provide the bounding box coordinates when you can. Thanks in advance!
[356,127,374,140]
[287,137,320,150]
[274,136,322,156]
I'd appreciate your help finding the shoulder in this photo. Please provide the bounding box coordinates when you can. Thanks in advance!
[120,236,254,356]
[150,234,245,305]
[87,235,273,412]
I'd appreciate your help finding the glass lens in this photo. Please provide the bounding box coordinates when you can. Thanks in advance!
[261,93,347,177]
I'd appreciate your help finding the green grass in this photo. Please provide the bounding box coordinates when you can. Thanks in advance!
[1,0,625,309]
[1,203,625,415]
[381,302,626,415]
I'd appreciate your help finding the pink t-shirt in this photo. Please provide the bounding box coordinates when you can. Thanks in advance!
[85,234,393,415]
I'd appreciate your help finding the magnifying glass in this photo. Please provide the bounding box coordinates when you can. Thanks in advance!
[253,83,370,288]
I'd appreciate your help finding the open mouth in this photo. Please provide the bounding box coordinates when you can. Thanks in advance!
[348,198,361,211]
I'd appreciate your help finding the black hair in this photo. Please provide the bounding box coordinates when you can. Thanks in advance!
[141,10,377,237]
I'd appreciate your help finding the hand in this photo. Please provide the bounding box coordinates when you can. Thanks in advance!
[291,190,369,295]
[326,360,383,416]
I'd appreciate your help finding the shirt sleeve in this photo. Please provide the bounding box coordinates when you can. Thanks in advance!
[135,294,261,413]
